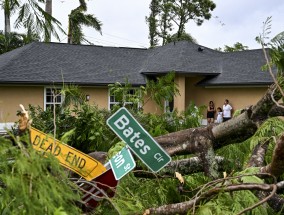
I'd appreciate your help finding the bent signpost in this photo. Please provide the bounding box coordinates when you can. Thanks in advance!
[30,127,107,181]
[107,107,171,172]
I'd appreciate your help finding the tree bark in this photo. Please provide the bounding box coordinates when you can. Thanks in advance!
[247,139,270,167]
[45,0,52,42]
[4,10,11,34]
[261,134,284,177]
[134,156,226,178]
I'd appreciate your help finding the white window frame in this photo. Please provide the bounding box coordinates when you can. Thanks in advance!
[164,99,174,113]
[44,87,63,111]
[108,88,141,110]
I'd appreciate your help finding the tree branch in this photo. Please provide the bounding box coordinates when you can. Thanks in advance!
[134,156,226,178]
[247,139,270,167]
[261,133,284,177]
[144,183,276,215]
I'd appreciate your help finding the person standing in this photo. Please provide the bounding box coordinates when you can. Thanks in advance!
[207,101,216,124]
[216,107,223,123]
[222,99,233,122]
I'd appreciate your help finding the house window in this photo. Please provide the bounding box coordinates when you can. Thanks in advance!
[164,99,174,113]
[109,88,140,110]
[44,87,63,110]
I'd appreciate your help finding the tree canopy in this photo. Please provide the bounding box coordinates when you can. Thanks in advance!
[146,0,216,46]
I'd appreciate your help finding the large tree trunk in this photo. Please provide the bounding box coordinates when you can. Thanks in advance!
[4,10,11,34]
[45,0,52,42]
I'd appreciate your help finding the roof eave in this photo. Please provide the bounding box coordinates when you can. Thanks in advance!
[0,81,146,87]
[197,82,273,88]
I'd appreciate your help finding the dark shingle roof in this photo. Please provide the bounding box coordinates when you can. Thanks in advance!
[0,42,149,85]
[141,41,222,75]
[197,49,274,86]
[0,41,275,86]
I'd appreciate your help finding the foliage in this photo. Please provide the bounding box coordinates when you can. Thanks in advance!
[28,104,76,138]
[167,0,216,38]
[195,190,268,215]
[217,42,249,52]
[232,109,242,117]
[93,173,183,214]
[165,31,197,44]
[132,102,204,137]
[1,0,64,40]
[60,104,116,153]
[60,84,86,109]
[146,0,216,46]
[216,117,284,171]
[145,0,160,47]
[109,79,145,113]
[256,17,284,80]
[29,103,117,153]
[107,141,126,159]
[256,17,284,75]
[145,72,179,110]
[109,73,179,113]
[0,135,81,214]
[68,0,102,44]
[0,30,39,54]
[194,168,268,215]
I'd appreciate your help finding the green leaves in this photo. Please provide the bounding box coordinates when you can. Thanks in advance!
[0,136,81,214]
[146,0,216,46]
[146,72,179,109]
[68,0,102,44]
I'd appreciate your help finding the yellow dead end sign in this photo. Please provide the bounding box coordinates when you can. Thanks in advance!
[30,127,106,181]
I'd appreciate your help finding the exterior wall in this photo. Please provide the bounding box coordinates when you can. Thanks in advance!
[143,95,163,114]
[1,77,267,124]
[82,87,163,114]
[81,87,108,109]
[185,76,270,118]
[0,86,44,122]
[0,85,163,124]
[174,74,186,112]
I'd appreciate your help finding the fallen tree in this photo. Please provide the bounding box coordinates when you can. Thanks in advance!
[140,83,284,215]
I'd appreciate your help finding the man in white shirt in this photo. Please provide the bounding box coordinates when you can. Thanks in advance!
[222,99,232,122]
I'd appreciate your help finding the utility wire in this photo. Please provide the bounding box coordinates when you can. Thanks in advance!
[84,34,148,48]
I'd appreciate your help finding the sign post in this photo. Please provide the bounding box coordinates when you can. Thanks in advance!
[110,147,136,180]
[107,107,171,172]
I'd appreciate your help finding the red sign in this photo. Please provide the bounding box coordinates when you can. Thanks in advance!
[79,167,118,211]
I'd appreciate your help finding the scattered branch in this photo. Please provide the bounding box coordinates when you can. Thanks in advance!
[261,133,284,177]
[145,173,276,215]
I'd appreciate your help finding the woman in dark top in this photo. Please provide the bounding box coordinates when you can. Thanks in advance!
[207,101,216,124]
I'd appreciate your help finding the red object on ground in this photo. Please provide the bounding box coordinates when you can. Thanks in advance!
[80,167,118,211]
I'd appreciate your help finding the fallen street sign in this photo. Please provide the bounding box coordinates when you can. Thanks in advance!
[110,146,136,180]
[107,107,171,172]
[30,127,106,181]
[80,166,118,211]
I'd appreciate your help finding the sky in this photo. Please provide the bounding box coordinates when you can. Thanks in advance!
[1,0,284,50]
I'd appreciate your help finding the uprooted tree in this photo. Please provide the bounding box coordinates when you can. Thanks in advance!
[143,82,283,214]
[140,21,284,214]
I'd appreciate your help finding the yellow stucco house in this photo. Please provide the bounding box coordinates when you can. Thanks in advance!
[0,41,273,129]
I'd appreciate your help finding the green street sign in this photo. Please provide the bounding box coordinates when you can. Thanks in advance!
[109,147,136,180]
[107,107,171,172]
